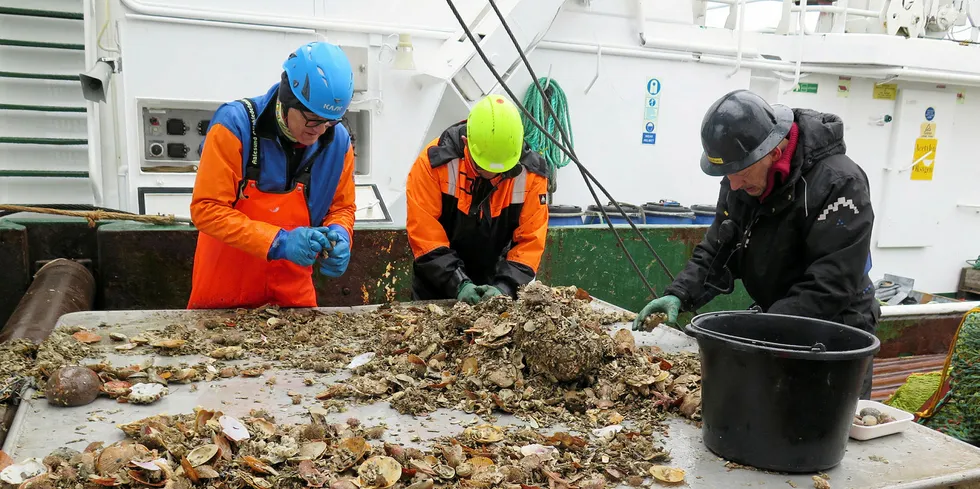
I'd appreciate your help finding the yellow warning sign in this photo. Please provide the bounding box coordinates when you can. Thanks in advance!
[911,138,937,181]
[873,83,898,100]
[920,122,936,138]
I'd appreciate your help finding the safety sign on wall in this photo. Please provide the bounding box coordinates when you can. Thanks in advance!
[642,78,661,145]
[837,77,851,98]
[910,138,937,181]
[792,82,818,94]
[873,83,898,100]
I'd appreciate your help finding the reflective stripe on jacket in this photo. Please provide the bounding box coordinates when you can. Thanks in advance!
[406,121,550,299]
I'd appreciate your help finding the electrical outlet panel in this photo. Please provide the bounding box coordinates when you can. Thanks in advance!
[138,100,372,177]
[140,103,220,173]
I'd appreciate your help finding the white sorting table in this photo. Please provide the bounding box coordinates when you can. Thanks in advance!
[4,306,980,489]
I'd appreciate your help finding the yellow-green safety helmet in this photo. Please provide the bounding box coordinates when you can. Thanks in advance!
[466,95,524,173]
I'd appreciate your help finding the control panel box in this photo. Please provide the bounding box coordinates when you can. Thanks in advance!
[139,100,222,173]
[339,45,369,93]
[342,109,371,176]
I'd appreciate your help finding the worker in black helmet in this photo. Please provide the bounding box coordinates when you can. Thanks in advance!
[633,89,880,398]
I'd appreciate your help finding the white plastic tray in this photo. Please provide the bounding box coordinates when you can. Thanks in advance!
[849,399,915,441]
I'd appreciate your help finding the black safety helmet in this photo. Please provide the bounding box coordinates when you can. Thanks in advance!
[699,89,794,177]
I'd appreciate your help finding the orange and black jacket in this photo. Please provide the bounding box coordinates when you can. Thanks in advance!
[406,121,550,300]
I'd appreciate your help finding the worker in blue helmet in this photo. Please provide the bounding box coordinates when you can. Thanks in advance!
[188,42,357,309]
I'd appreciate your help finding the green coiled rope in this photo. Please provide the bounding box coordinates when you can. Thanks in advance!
[520,77,573,194]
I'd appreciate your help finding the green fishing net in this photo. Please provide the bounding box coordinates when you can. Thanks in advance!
[886,371,943,414]
[921,311,980,444]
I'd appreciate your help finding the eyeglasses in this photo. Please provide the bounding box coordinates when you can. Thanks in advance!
[300,111,342,128]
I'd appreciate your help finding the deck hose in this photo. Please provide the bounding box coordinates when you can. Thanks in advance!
[521,78,573,194]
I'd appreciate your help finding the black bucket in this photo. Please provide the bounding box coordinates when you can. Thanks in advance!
[685,311,880,473]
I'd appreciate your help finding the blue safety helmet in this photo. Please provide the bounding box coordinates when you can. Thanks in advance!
[282,42,354,120]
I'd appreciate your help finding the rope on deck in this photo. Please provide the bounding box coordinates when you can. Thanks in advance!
[0,204,184,227]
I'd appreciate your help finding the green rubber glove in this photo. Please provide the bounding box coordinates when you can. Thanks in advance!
[475,285,503,302]
[457,281,482,305]
[632,295,682,331]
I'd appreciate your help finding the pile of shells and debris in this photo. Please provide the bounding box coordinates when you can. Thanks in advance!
[0,283,703,487]
[0,283,700,428]
[0,406,691,488]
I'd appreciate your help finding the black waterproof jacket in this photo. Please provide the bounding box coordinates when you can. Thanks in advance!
[665,109,880,334]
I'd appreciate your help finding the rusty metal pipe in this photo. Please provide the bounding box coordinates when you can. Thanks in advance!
[0,258,96,343]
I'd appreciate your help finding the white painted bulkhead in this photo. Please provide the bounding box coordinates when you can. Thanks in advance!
[7,0,979,294]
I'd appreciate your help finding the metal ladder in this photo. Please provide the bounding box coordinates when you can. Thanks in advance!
[0,2,92,203]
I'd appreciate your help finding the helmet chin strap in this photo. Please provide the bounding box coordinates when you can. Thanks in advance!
[275,100,299,143]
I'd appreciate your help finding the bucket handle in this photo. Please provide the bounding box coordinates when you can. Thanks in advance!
[690,325,828,353]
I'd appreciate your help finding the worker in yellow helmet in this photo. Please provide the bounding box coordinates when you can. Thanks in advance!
[405,95,550,304]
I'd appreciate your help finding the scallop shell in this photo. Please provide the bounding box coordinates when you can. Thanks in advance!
[434,464,456,480]
[87,476,121,486]
[195,465,219,479]
[519,444,559,458]
[454,462,474,478]
[409,459,436,476]
[441,443,465,468]
[219,415,251,442]
[170,368,198,383]
[463,425,504,443]
[237,470,272,489]
[406,480,434,489]
[150,339,185,349]
[333,437,369,471]
[241,455,278,476]
[186,445,219,467]
[467,457,495,473]
[194,409,215,432]
[0,458,45,484]
[72,331,102,344]
[356,456,402,489]
[180,457,200,484]
[461,357,479,376]
[95,444,149,475]
[248,418,277,438]
[347,352,376,369]
[298,460,325,487]
[290,441,328,461]
[209,346,244,360]
[648,466,685,483]
[126,383,168,404]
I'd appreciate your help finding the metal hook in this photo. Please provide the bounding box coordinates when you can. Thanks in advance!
[543,64,553,91]
[585,44,602,94]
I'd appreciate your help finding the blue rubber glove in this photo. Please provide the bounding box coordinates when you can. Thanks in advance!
[632,295,682,331]
[267,227,331,267]
[318,224,351,278]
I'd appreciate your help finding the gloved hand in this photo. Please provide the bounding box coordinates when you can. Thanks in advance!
[475,285,504,302]
[457,281,482,305]
[267,227,330,267]
[318,224,351,278]
[632,295,682,331]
